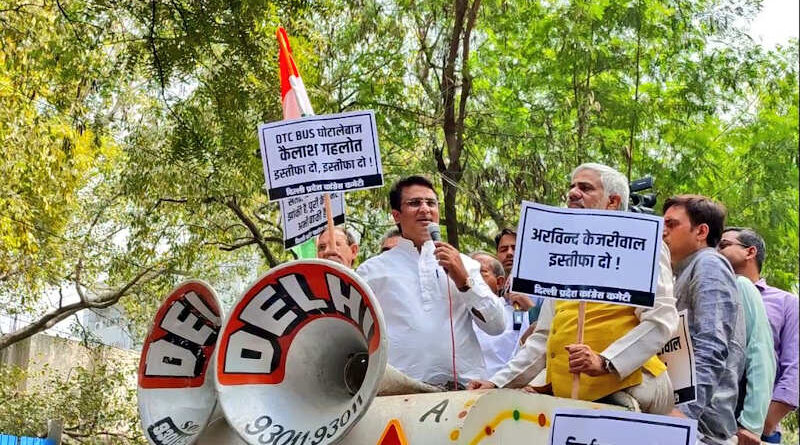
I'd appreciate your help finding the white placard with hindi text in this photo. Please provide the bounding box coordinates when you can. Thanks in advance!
[657,310,697,405]
[279,192,345,249]
[258,110,383,201]
[549,408,697,445]
[510,202,663,308]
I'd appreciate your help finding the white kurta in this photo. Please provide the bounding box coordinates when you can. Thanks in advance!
[357,237,505,386]
[490,241,678,388]
[474,299,530,376]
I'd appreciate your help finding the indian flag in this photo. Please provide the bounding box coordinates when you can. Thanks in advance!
[277,27,317,259]
[277,27,314,119]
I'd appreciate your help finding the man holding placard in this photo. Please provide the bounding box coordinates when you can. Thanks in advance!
[468,163,678,415]
[662,195,745,445]
[357,176,505,388]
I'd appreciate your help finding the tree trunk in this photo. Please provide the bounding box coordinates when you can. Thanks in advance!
[436,0,480,249]
[442,177,460,248]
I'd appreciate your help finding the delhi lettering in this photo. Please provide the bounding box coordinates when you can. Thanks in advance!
[144,291,219,378]
[224,272,375,374]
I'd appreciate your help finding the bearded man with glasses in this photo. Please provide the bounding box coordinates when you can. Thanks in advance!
[357,175,505,389]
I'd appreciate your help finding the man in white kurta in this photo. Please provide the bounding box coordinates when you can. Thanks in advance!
[357,176,505,387]
[468,163,679,414]
[484,245,677,412]
[469,252,530,376]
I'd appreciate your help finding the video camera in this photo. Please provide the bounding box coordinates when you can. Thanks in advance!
[629,176,656,214]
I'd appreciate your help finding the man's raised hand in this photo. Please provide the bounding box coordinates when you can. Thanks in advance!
[433,241,469,289]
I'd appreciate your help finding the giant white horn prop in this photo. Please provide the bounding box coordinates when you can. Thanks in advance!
[137,280,223,445]
[378,364,440,396]
[196,404,248,445]
[215,259,388,445]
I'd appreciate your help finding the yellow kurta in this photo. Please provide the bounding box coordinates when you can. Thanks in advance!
[546,301,666,401]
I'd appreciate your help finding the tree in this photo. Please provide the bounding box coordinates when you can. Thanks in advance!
[0,0,307,348]
[1,0,796,352]
[0,1,174,349]
[0,348,144,443]
[1,2,794,442]
[131,0,796,283]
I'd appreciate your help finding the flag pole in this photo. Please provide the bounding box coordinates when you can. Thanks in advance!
[282,35,336,247]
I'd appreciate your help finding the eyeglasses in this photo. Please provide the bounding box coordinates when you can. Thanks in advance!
[403,198,439,209]
[718,241,748,250]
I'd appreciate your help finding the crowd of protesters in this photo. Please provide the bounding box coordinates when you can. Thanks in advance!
[314,164,797,445]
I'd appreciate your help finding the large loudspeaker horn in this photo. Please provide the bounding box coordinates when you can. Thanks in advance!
[195,404,247,445]
[216,259,388,445]
[137,280,223,445]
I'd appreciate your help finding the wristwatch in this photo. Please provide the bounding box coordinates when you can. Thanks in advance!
[458,277,474,293]
[602,356,616,374]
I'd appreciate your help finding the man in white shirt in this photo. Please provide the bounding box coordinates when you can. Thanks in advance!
[357,175,505,388]
[468,163,678,415]
[469,252,529,376]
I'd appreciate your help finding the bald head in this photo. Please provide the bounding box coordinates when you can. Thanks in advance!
[379,228,402,253]
[469,252,505,295]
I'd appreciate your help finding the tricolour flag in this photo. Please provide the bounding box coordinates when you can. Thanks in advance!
[277,27,317,259]
[277,27,314,119]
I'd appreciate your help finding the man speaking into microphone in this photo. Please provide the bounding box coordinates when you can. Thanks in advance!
[357,175,505,389]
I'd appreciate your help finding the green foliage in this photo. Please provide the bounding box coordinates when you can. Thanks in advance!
[0,0,301,348]
[0,0,796,441]
[0,0,797,372]
[292,0,798,283]
[0,358,143,444]
[783,410,798,444]
[0,1,124,295]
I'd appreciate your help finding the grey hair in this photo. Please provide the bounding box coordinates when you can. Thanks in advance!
[379,227,401,246]
[571,163,629,211]
[469,252,505,278]
[723,227,766,272]
[318,226,358,246]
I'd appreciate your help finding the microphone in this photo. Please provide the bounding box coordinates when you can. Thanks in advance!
[427,223,444,275]
[426,223,451,287]
[426,223,442,242]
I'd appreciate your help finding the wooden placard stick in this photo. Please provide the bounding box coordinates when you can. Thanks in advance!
[570,301,586,399]
[324,193,335,247]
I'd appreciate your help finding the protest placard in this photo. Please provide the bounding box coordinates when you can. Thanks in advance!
[549,408,697,445]
[258,110,383,201]
[510,202,663,308]
[657,310,696,405]
[279,192,345,249]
